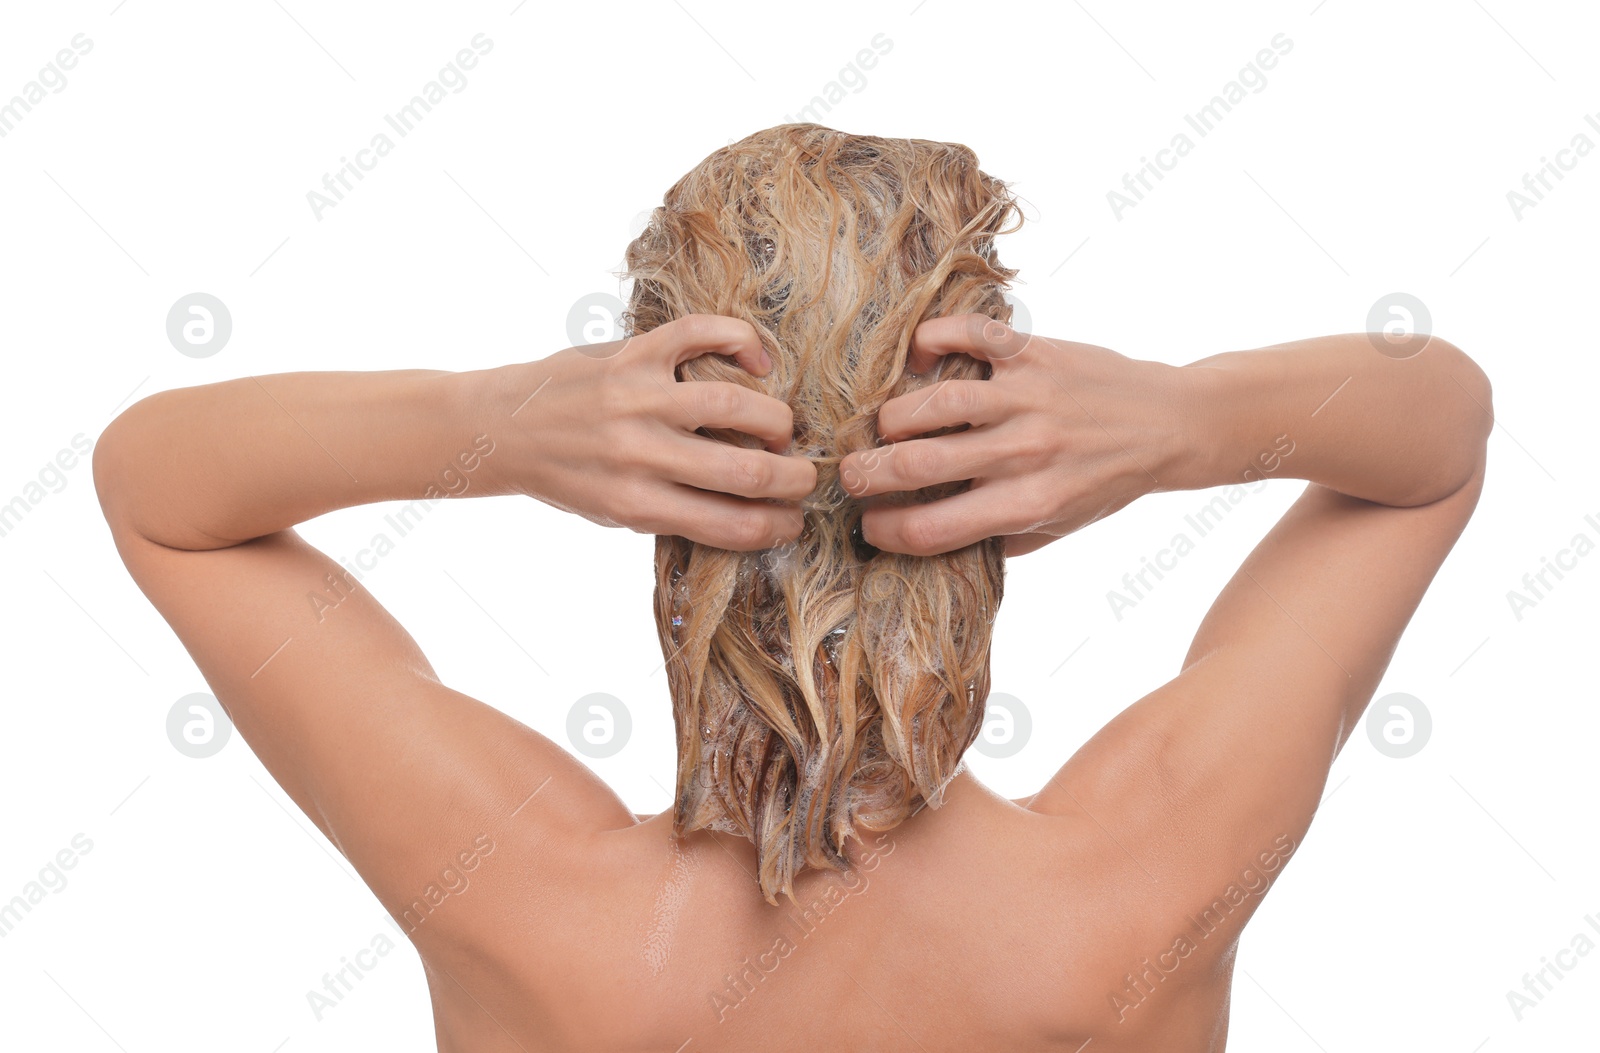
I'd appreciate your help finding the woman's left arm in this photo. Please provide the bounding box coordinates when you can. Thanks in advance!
[96,365,504,550]
[92,314,812,948]
[97,314,812,551]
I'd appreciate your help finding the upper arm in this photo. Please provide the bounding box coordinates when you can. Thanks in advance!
[98,481,633,947]
[1029,362,1490,939]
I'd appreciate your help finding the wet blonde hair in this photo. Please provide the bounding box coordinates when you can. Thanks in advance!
[624,123,1021,903]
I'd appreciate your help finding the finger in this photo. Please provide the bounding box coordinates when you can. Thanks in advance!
[635,485,804,551]
[655,434,817,501]
[672,381,795,452]
[860,481,1041,557]
[838,429,1010,498]
[876,379,1005,442]
[644,314,772,375]
[907,313,1035,375]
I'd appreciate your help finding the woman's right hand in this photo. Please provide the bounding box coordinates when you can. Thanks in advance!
[486,314,817,551]
[840,315,1194,557]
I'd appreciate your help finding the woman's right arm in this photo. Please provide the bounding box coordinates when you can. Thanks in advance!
[1174,330,1491,507]
[1034,328,1492,826]
[845,319,1492,945]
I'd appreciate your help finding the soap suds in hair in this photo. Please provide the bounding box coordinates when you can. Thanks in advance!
[638,123,1014,903]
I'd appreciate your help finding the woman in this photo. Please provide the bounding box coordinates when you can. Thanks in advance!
[95,124,1492,1051]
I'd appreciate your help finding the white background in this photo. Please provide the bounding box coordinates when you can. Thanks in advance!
[1,0,1595,1049]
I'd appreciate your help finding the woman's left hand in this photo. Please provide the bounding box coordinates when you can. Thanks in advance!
[483,314,817,551]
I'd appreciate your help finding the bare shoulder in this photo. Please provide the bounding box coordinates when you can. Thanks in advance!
[1023,457,1488,958]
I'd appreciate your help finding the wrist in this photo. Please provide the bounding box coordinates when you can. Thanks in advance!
[1168,351,1309,495]
[458,357,561,500]
[1154,360,1234,493]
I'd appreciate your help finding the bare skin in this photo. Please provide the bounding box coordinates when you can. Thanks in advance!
[94,314,1492,1051]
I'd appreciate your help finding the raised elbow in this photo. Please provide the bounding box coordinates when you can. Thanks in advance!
[91,392,161,535]
[1430,336,1493,497]
[1441,337,1493,444]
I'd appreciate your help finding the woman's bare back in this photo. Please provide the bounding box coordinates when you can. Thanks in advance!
[418,766,1243,1053]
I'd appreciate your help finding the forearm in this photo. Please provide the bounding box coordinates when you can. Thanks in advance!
[1170,333,1493,506]
[95,367,510,549]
